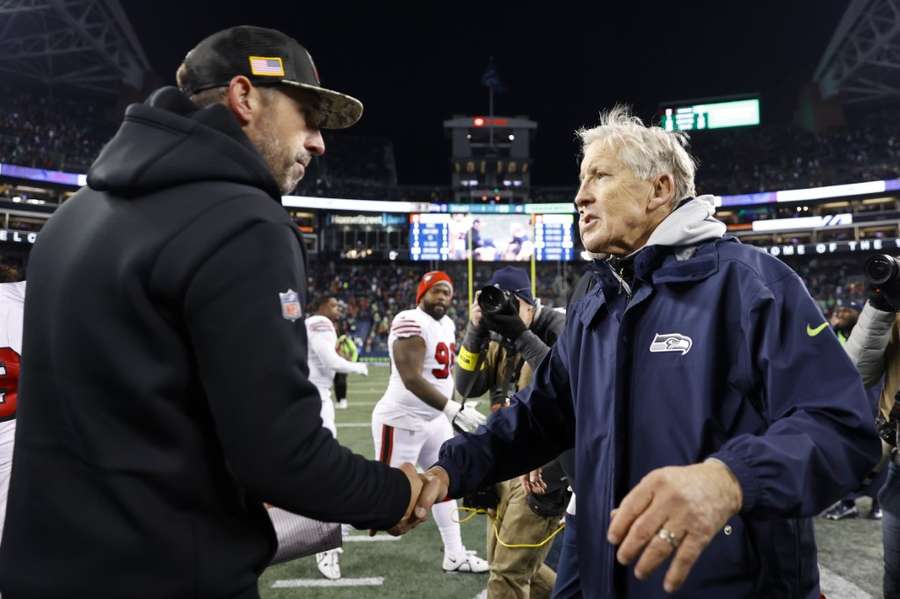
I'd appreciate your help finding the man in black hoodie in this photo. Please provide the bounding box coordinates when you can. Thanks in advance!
[0,26,425,599]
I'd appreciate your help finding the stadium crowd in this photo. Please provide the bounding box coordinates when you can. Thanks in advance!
[309,260,580,356]
[693,107,900,195]
[3,84,900,200]
[311,256,868,358]
[0,85,115,172]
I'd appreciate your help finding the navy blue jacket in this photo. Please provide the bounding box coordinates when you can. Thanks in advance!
[438,237,879,598]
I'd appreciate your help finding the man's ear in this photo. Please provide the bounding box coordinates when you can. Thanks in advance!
[648,173,676,213]
[224,75,255,126]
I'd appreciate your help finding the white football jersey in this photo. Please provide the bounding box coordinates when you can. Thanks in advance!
[378,307,456,426]
[0,282,24,422]
[305,315,339,389]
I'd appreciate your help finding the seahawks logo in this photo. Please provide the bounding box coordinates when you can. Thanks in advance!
[649,333,692,356]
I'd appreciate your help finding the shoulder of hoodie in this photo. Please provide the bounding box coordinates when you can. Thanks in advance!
[153,181,297,258]
[137,184,301,299]
[179,181,293,231]
[713,237,806,298]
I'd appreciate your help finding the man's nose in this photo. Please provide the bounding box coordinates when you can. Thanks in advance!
[575,188,594,212]
[306,130,325,157]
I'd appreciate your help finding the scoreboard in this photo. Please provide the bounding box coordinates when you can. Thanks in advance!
[534,214,574,261]
[410,212,575,261]
[409,213,451,261]
[661,97,760,132]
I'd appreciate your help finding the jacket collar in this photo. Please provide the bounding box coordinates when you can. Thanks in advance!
[588,236,738,298]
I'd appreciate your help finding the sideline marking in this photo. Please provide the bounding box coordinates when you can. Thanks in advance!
[272,577,384,588]
[343,534,401,543]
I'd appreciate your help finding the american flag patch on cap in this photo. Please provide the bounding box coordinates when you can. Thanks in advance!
[249,56,285,77]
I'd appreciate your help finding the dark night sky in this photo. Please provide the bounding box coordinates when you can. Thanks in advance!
[122,1,849,186]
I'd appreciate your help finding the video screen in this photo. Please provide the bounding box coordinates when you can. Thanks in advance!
[448,213,534,261]
[409,213,574,261]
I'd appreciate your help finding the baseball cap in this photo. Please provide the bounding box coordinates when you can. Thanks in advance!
[178,25,362,129]
[487,267,535,305]
[835,299,863,313]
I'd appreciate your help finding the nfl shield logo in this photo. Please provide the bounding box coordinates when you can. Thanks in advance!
[279,289,302,322]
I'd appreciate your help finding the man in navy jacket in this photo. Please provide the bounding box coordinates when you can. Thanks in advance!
[411,106,880,598]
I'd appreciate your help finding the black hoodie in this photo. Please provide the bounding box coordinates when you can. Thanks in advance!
[0,87,410,599]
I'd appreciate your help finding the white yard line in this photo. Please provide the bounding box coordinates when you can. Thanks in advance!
[272,577,384,588]
[343,534,402,543]
[470,591,487,599]
[819,565,872,599]
[336,422,371,428]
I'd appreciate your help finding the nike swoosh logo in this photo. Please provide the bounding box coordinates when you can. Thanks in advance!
[806,322,829,337]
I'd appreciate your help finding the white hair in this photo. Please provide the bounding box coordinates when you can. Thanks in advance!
[576,105,697,204]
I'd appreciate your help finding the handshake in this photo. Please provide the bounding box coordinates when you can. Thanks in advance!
[382,464,452,536]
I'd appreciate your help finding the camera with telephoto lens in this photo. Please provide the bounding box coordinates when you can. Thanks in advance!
[865,254,900,309]
[478,284,520,316]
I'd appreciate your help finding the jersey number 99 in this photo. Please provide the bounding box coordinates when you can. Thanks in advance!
[432,342,457,379]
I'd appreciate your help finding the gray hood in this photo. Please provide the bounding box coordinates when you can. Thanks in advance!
[638,194,726,250]
[586,195,727,260]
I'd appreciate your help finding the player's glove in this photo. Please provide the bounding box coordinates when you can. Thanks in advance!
[482,311,527,341]
[352,363,369,376]
[443,400,486,433]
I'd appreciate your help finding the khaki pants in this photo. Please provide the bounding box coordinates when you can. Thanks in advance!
[486,479,558,599]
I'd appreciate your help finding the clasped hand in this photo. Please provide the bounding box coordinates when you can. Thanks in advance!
[381,464,450,536]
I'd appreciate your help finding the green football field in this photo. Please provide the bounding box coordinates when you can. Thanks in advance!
[258,365,887,599]
[259,365,491,599]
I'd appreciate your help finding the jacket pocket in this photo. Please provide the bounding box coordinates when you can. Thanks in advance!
[699,514,761,589]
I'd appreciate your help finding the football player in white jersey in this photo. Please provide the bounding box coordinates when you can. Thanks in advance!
[372,271,488,573]
[0,264,24,543]
[305,294,368,579]
[306,295,368,438]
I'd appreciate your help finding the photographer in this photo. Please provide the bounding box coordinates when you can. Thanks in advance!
[454,267,570,599]
[844,255,900,598]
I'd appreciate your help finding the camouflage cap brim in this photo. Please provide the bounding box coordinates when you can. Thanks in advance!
[280,80,363,129]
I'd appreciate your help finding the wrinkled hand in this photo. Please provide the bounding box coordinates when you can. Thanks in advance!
[443,400,486,433]
[387,464,449,536]
[482,311,527,341]
[521,468,547,495]
[607,460,743,593]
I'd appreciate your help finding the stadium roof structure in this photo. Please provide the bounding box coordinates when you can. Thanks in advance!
[0,0,150,93]
[815,0,900,104]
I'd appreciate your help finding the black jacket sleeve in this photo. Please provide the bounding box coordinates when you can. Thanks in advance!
[453,324,491,398]
[183,220,409,529]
